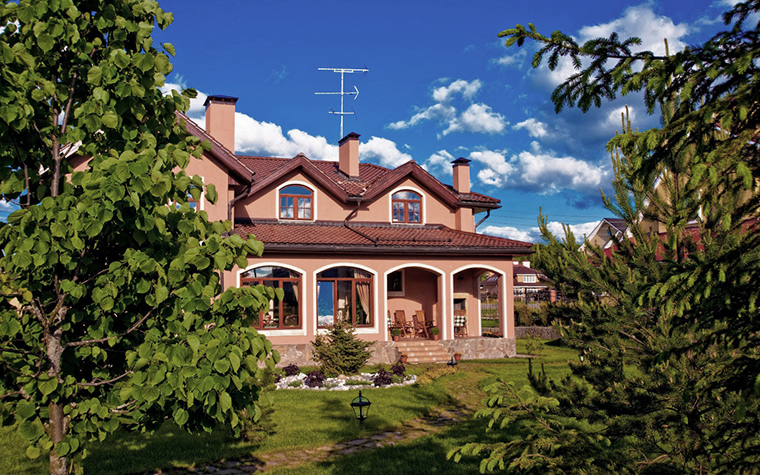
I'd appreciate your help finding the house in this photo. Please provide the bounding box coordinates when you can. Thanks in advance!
[74,95,533,364]
[582,218,628,254]
[481,262,549,302]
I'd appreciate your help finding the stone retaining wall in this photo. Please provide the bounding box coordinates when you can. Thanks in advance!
[274,338,518,367]
[515,326,560,340]
[274,341,399,367]
[441,337,516,360]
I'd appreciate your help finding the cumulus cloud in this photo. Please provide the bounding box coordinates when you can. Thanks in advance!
[513,118,548,138]
[360,137,413,168]
[531,5,690,90]
[482,220,601,243]
[161,84,410,165]
[387,78,508,137]
[491,48,527,68]
[0,199,16,211]
[422,150,455,177]
[470,150,515,187]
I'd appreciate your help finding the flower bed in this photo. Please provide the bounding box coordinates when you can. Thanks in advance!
[275,372,417,390]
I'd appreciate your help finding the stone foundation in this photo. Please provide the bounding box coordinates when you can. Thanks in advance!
[441,337,516,360]
[273,338,516,367]
[515,326,560,340]
[274,341,399,367]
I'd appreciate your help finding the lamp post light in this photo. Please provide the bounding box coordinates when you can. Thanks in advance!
[350,390,371,425]
[579,353,585,364]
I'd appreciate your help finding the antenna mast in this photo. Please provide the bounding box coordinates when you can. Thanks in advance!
[315,67,368,139]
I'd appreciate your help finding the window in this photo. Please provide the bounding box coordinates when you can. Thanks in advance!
[317,267,373,328]
[280,185,312,220]
[387,270,404,296]
[392,191,421,223]
[523,275,537,283]
[240,266,302,329]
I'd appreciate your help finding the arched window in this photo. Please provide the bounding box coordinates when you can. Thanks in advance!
[392,191,421,223]
[240,266,302,329]
[279,185,312,220]
[317,267,373,328]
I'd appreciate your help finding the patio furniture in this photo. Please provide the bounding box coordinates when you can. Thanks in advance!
[454,311,467,337]
[417,309,435,330]
[412,313,430,338]
[394,310,415,337]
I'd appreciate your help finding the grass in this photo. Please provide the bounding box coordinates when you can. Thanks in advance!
[1,340,575,475]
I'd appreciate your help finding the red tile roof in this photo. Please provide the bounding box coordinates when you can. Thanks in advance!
[236,155,500,209]
[234,220,532,256]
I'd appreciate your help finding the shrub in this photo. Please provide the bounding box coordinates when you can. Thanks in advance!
[430,326,440,335]
[287,380,303,388]
[524,335,544,356]
[345,379,372,386]
[390,363,406,377]
[311,320,371,376]
[415,365,457,386]
[304,370,326,388]
[373,368,394,386]
[515,302,534,326]
[282,363,300,377]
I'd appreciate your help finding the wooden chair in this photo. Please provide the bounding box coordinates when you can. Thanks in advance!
[412,312,429,338]
[454,310,467,337]
[394,310,415,337]
[418,309,435,330]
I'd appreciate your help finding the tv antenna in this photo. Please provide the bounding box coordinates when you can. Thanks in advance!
[315,67,369,139]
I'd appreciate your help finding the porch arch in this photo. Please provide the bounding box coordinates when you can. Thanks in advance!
[450,264,510,339]
[384,264,445,340]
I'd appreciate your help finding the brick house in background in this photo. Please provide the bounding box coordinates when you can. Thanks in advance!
[73,95,533,364]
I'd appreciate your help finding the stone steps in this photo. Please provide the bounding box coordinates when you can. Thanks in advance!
[394,339,451,364]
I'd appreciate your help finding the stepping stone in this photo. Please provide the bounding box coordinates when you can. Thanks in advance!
[347,439,366,446]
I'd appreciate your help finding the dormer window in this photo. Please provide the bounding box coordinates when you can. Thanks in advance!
[280,185,312,220]
[392,191,421,223]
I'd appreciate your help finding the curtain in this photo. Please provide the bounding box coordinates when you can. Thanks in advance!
[356,282,370,319]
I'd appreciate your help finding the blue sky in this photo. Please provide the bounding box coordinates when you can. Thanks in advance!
[2,0,740,240]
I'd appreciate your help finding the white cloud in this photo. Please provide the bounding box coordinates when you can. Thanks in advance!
[531,5,690,90]
[513,118,548,138]
[515,142,609,194]
[161,82,208,120]
[492,48,527,68]
[0,199,16,211]
[483,220,601,243]
[442,103,507,136]
[387,79,507,137]
[360,137,412,168]
[422,150,455,177]
[470,150,515,187]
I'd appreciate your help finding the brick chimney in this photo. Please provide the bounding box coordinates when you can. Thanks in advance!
[338,132,360,178]
[204,95,238,153]
[452,157,471,194]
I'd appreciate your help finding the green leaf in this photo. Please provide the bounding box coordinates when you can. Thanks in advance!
[219,391,232,412]
[26,446,41,459]
[213,359,230,374]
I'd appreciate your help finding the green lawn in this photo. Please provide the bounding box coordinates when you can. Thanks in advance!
[1,339,574,475]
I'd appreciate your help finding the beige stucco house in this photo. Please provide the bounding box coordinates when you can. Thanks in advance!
[79,94,533,363]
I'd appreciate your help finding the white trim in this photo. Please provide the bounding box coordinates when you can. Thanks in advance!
[383,263,445,341]
[276,181,317,222]
[236,262,308,337]
[313,263,379,335]
[388,185,426,225]
[450,264,508,340]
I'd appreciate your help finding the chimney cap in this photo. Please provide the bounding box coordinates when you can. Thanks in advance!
[204,95,239,107]
[338,132,361,145]
[451,157,471,165]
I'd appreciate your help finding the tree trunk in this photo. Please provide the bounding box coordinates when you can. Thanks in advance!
[46,325,67,475]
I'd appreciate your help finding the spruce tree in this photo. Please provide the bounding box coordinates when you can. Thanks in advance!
[451,1,760,473]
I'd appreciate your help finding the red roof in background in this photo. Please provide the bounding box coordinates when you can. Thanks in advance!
[236,154,501,209]
[234,220,532,256]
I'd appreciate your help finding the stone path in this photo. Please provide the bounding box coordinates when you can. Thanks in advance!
[141,407,469,474]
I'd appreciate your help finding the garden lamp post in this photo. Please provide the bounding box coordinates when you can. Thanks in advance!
[350,390,371,425]
[579,353,585,364]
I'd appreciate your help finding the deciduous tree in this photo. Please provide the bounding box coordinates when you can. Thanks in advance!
[0,1,278,474]
[451,1,760,473]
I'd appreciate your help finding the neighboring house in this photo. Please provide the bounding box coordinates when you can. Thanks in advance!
[582,218,628,253]
[482,262,549,302]
[71,95,533,363]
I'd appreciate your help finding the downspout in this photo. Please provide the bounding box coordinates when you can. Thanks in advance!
[344,199,379,246]
[223,173,254,290]
[228,174,255,222]
[475,209,491,230]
